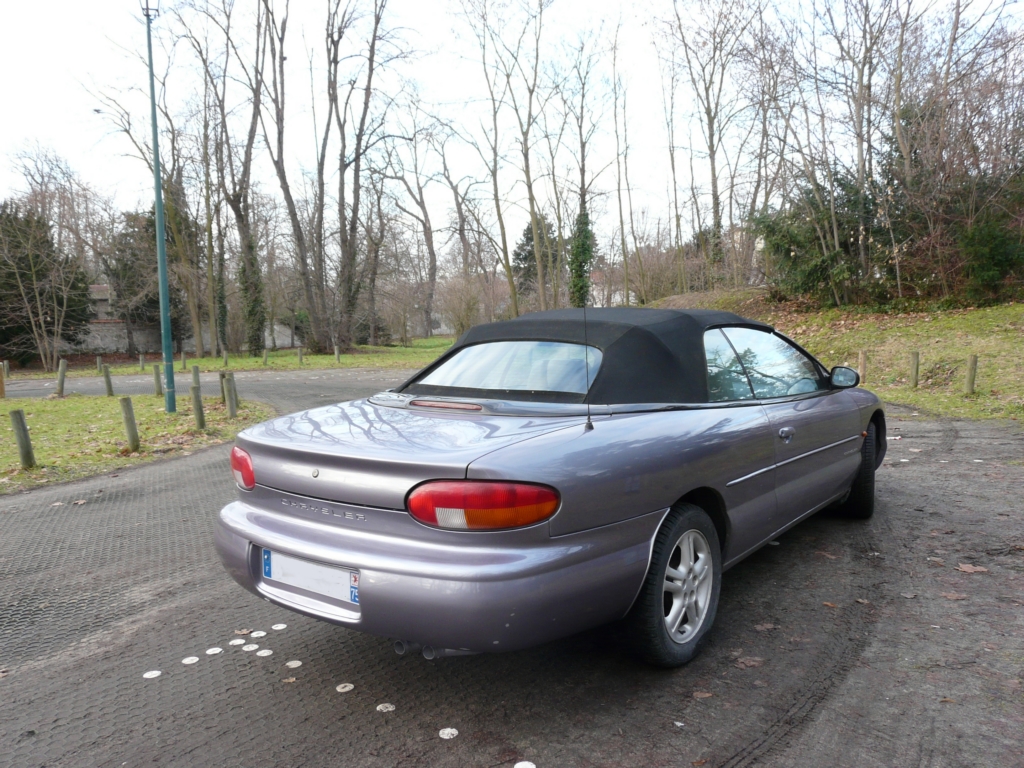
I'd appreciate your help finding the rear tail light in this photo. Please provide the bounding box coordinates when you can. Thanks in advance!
[407,481,560,530]
[230,446,255,490]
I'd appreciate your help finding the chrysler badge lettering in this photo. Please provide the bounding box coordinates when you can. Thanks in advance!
[280,498,366,521]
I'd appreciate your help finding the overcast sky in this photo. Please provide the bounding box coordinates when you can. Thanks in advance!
[0,0,692,247]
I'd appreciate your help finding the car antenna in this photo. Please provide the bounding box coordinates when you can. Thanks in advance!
[583,299,594,431]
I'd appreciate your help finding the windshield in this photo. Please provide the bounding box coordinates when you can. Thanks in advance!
[410,341,603,401]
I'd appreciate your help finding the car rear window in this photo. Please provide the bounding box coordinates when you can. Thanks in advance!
[412,341,603,400]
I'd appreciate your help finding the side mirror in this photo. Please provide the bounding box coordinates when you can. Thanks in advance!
[830,366,860,389]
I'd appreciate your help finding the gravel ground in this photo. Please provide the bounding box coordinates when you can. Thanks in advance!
[1,370,1021,767]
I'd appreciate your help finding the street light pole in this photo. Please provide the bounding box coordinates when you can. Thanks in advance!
[143,0,176,413]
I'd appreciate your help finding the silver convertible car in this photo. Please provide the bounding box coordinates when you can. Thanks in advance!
[216,308,886,666]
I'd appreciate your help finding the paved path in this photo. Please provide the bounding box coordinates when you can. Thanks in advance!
[1,371,1022,767]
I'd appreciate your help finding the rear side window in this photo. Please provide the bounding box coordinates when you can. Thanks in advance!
[704,329,754,402]
[415,341,602,397]
[721,327,826,399]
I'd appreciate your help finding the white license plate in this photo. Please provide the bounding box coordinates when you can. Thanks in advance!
[261,549,359,604]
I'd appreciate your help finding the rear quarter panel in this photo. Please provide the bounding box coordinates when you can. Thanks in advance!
[467,406,776,558]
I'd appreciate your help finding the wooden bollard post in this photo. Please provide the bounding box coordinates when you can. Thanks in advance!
[965,354,978,395]
[56,359,67,397]
[858,351,868,384]
[153,364,163,396]
[179,350,185,371]
[262,348,268,366]
[192,365,201,391]
[191,385,206,429]
[218,371,227,403]
[10,409,35,469]
[226,372,238,418]
[910,351,920,388]
[298,347,303,365]
[139,353,145,371]
[2,360,9,380]
[119,396,140,453]
[223,350,229,367]
[0,364,5,399]
[334,345,340,363]
[102,364,114,396]
[96,355,103,373]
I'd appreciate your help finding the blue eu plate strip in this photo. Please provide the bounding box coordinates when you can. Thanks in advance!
[262,549,272,579]
[350,586,359,604]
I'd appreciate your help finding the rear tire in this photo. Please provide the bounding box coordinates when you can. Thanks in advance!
[625,503,722,668]
[838,421,877,519]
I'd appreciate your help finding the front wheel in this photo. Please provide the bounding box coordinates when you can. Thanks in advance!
[838,421,877,519]
[625,503,722,668]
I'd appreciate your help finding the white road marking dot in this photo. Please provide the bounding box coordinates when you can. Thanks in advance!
[229,639,245,646]
[256,649,273,657]
[674,721,685,727]
[272,624,287,630]
[439,728,458,739]
[250,631,267,638]
[242,644,259,652]
[514,763,537,768]
[336,683,354,693]
[376,703,395,712]
[182,657,199,665]
[206,647,223,655]
[143,670,162,679]
[285,660,302,669]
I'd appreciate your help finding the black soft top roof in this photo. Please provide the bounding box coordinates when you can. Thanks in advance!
[403,307,774,404]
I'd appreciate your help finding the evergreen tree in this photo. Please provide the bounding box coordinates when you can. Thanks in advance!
[568,201,595,308]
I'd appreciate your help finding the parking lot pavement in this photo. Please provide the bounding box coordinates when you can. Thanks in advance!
[1,370,1022,767]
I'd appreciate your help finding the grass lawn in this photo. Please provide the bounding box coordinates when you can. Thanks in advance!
[6,336,453,380]
[2,393,275,494]
[662,290,1024,420]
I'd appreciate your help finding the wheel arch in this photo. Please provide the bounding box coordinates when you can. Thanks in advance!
[674,486,729,556]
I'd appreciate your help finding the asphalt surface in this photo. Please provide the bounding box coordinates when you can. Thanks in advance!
[2,369,1022,767]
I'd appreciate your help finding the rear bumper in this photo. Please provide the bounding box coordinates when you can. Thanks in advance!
[215,494,665,652]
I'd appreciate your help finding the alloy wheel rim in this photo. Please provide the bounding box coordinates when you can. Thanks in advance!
[663,529,713,644]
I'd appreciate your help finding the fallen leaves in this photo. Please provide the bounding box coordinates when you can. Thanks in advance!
[939,697,955,703]
[50,502,63,507]
[692,691,714,699]
[234,628,252,635]
[955,563,988,573]
[735,657,764,669]
[901,592,918,599]
[73,499,86,505]
[754,622,777,632]
[282,677,296,684]
[692,760,708,766]
[855,598,870,605]
[822,602,838,608]
[940,592,968,600]
[815,551,838,560]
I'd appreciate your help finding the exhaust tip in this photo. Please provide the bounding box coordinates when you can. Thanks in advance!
[394,640,421,656]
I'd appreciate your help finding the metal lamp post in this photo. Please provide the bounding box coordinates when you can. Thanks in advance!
[143,0,176,412]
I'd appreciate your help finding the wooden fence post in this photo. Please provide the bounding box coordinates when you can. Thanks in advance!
[10,409,35,469]
[334,346,340,363]
[223,350,229,367]
[153,364,163,396]
[910,351,920,388]
[192,365,201,391]
[298,347,304,365]
[119,397,140,453]
[181,350,187,371]
[0,364,5,399]
[965,354,978,395]
[226,372,238,418]
[56,359,67,397]
[102,364,114,397]
[858,351,868,384]
[191,385,206,429]
[218,371,227,404]
[139,354,145,371]
[3,360,8,380]
[96,355,103,373]
[262,348,268,366]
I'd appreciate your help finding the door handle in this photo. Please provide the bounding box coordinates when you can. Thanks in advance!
[778,427,796,443]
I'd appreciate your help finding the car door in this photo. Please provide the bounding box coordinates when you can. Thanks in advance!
[703,329,778,561]
[720,327,863,527]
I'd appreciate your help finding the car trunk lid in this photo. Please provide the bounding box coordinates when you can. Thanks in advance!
[237,398,583,510]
